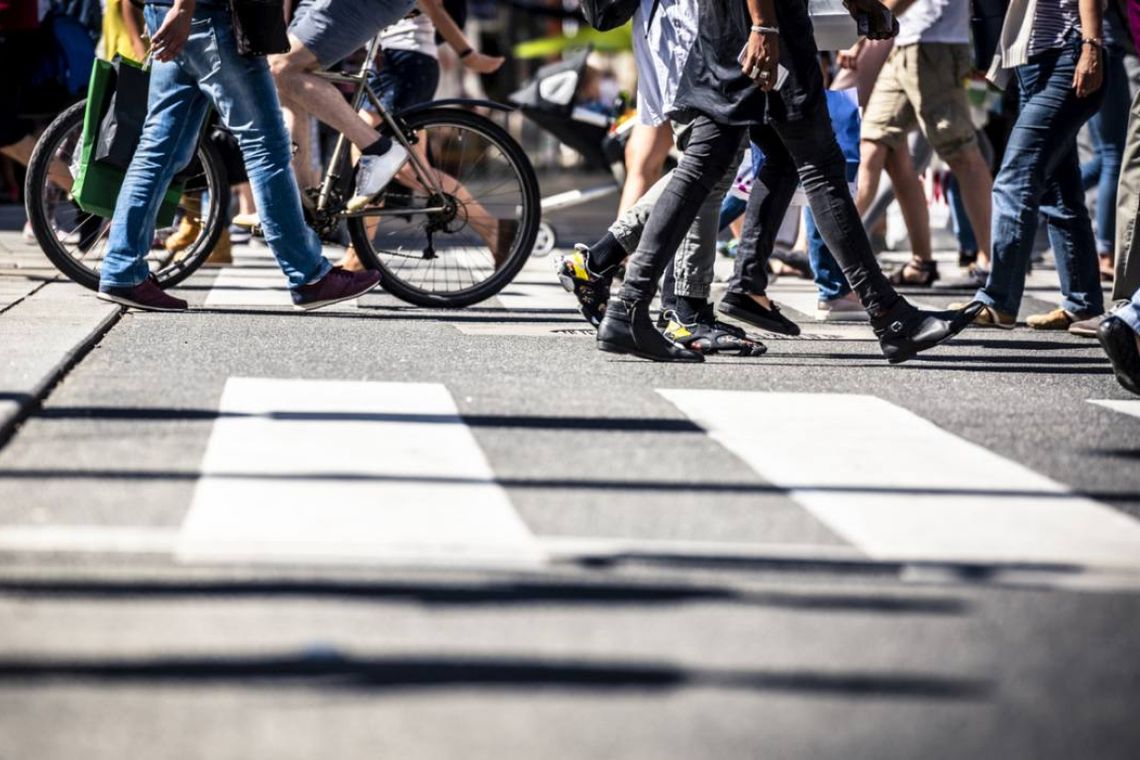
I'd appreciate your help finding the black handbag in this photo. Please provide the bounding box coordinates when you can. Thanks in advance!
[229,0,290,57]
[94,56,150,170]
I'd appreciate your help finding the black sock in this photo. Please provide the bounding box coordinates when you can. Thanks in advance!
[588,232,624,273]
[675,295,707,324]
[362,136,393,156]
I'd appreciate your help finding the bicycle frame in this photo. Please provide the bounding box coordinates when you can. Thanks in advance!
[309,33,447,218]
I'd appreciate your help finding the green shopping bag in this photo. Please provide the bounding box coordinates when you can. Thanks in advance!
[71,56,182,226]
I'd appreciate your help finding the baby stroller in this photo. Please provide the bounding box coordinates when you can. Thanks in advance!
[509,46,641,256]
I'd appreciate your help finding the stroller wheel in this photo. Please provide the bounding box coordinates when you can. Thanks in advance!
[532,220,557,257]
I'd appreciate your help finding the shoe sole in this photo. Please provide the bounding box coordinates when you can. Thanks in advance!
[293,279,382,311]
[1068,326,1099,338]
[96,291,187,312]
[718,303,801,336]
[597,340,704,363]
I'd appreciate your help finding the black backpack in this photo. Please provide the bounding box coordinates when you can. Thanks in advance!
[579,0,640,31]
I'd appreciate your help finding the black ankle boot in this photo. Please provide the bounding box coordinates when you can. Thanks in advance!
[872,298,984,364]
[597,298,704,362]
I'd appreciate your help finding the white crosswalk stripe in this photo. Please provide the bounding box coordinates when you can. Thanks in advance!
[659,389,1140,568]
[1089,399,1140,419]
[176,378,544,567]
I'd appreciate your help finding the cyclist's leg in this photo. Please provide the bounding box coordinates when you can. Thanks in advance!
[270,0,414,151]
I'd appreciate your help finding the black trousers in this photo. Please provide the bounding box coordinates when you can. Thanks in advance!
[619,101,898,317]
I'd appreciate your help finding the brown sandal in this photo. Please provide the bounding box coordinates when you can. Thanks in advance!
[888,258,940,287]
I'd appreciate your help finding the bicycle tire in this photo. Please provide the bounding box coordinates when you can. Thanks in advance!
[25,99,230,292]
[347,107,540,308]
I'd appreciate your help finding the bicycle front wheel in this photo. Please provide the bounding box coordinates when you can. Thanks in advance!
[347,107,540,308]
[24,99,229,292]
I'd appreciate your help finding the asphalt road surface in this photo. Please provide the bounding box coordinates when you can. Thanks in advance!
[1,225,1139,760]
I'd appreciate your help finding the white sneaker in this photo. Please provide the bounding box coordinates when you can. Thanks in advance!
[817,292,870,322]
[346,145,409,212]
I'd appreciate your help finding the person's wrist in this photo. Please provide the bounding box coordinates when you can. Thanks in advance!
[458,47,474,59]
[751,25,779,35]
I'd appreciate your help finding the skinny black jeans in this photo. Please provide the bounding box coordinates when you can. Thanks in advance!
[620,103,899,317]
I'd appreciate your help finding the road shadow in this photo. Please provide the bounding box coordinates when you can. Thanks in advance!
[0,652,992,700]
[0,577,968,614]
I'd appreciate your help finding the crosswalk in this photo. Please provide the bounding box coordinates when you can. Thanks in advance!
[157,380,1139,572]
[177,378,543,566]
[1,377,1137,578]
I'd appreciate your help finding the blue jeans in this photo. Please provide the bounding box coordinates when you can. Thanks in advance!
[1079,45,1130,253]
[804,209,850,301]
[946,174,978,254]
[975,37,1105,317]
[101,4,330,290]
[1119,287,1140,334]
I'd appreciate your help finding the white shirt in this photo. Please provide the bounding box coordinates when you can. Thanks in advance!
[380,12,439,59]
[634,0,698,126]
[895,0,970,46]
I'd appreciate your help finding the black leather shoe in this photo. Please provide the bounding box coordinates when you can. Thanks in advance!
[873,299,983,364]
[1098,315,1140,395]
[717,291,801,336]
[597,298,704,362]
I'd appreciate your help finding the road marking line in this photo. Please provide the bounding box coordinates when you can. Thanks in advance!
[0,526,179,554]
[203,247,357,309]
[1089,399,1140,419]
[659,390,1140,568]
[176,378,544,567]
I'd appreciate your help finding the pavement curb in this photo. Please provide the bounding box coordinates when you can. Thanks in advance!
[0,287,122,448]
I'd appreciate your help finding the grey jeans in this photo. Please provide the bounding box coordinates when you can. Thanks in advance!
[609,121,746,300]
[1114,87,1140,302]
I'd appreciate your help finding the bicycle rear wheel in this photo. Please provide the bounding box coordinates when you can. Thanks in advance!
[24,99,229,291]
[347,107,540,308]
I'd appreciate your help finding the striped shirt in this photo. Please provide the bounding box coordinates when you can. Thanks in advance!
[1028,0,1082,56]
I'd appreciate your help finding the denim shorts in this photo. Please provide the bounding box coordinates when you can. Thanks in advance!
[289,0,416,68]
[364,49,440,114]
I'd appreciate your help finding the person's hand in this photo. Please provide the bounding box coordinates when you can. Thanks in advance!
[837,38,866,70]
[1073,42,1103,98]
[461,51,505,75]
[151,2,193,62]
[741,30,779,92]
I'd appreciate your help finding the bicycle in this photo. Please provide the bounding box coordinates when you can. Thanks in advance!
[25,32,541,308]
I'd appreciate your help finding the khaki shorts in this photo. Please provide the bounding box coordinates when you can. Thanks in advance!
[861,43,978,159]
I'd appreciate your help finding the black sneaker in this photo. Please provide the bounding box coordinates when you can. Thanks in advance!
[663,309,767,357]
[872,299,983,364]
[291,266,381,311]
[97,275,188,312]
[556,244,613,327]
[717,291,800,336]
[1097,315,1140,395]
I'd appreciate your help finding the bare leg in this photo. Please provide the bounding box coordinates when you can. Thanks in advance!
[270,38,382,151]
[944,146,993,269]
[883,144,932,263]
[618,122,672,215]
[280,103,317,191]
[2,135,72,191]
[855,139,889,216]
